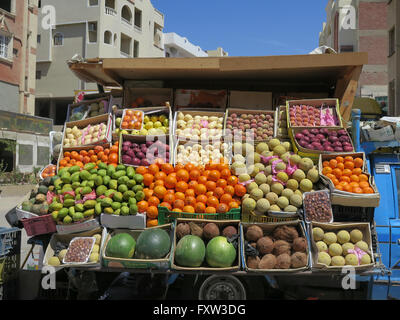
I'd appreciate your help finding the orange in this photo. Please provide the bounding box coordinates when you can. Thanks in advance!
[359,181,370,189]
[185,188,196,197]
[144,189,154,200]
[326,173,336,181]
[148,164,160,175]
[332,168,342,179]
[332,178,340,186]
[194,202,206,213]
[216,203,229,214]
[203,170,210,179]
[336,156,344,164]
[175,192,185,201]
[359,174,368,182]
[354,158,363,168]
[189,169,201,181]
[322,167,333,176]
[154,171,167,181]
[214,187,225,199]
[166,189,175,194]
[154,179,165,187]
[329,159,338,169]
[136,166,148,175]
[83,156,91,164]
[205,206,217,214]
[227,176,238,186]
[207,196,219,208]
[188,180,199,189]
[70,159,77,165]
[343,185,353,192]
[160,202,172,210]
[353,187,363,194]
[143,173,154,187]
[220,169,231,180]
[196,195,208,204]
[173,199,185,209]
[88,150,95,156]
[363,187,374,194]
[342,169,352,177]
[195,184,207,195]
[345,156,354,162]
[208,170,221,182]
[344,161,354,170]
[165,175,177,189]
[108,153,118,164]
[174,163,185,171]
[234,184,247,197]
[206,181,217,191]
[60,159,68,167]
[163,193,175,204]
[184,196,197,207]
[153,186,167,199]
[148,196,160,207]
[349,182,359,188]
[350,175,359,183]
[176,169,189,182]
[184,163,195,172]
[337,163,345,171]
[198,176,208,185]
[176,181,188,193]
[206,191,214,198]
[147,206,158,219]
[228,201,239,209]
[335,184,344,191]
[220,194,233,205]
[146,219,158,228]
[322,161,330,168]
[340,176,351,183]
[339,181,349,187]
[352,168,362,176]
[172,208,183,213]
[63,157,71,163]
[216,179,228,189]
[224,185,235,197]
[183,205,195,214]
[161,163,174,175]
[64,151,71,158]
[94,145,104,154]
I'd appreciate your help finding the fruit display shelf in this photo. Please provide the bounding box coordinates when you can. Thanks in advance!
[174,89,227,110]
[223,108,277,143]
[66,96,113,122]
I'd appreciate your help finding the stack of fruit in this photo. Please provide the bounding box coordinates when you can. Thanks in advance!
[134,159,243,228]
[288,104,339,127]
[175,141,229,167]
[313,226,372,267]
[58,143,119,170]
[115,113,169,136]
[121,139,170,167]
[48,162,145,224]
[174,221,238,268]
[175,112,224,140]
[20,179,53,216]
[321,156,375,194]
[276,107,289,140]
[40,165,57,179]
[225,112,275,141]
[231,139,319,214]
[47,233,102,266]
[120,110,144,131]
[63,123,108,148]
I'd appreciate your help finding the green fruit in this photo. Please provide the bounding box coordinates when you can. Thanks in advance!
[68,165,81,174]
[103,175,111,186]
[63,193,74,201]
[96,185,107,196]
[75,194,82,201]
[87,181,95,188]
[118,184,128,193]
[130,204,138,215]
[121,206,130,216]
[109,179,118,190]
[112,170,126,179]
[127,180,136,188]
[206,236,236,268]
[51,211,59,221]
[111,202,121,211]
[98,162,108,170]
[135,191,145,202]
[133,174,143,184]
[113,192,123,203]
[97,169,107,177]
[175,235,206,267]
[84,163,95,171]
[337,230,351,244]
[114,209,121,216]
[48,256,61,266]
[101,197,113,207]
[83,209,94,217]
[63,215,73,224]
[126,167,135,178]
[84,200,97,209]
[313,227,325,241]
[81,187,92,195]
[71,172,80,183]
[118,176,130,185]
[95,203,102,215]
[90,168,98,174]
[71,182,81,189]
[107,164,116,176]
[80,180,88,188]
[323,232,337,245]
[53,178,63,188]
[106,233,136,259]
[68,207,75,216]
[73,212,84,222]
[74,203,84,212]
[58,208,69,219]
[49,202,63,212]
[318,252,331,266]
[135,229,171,259]
[350,229,363,244]
[116,164,126,171]
[94,176,103,187]
[63,199,75,208]
[89,174,98,181]
[79,170,91,181]
[123,191,135,201]
[104,207,114,215]
[132,185,143,193]
[105,189,116,197]
[128,198,137,206]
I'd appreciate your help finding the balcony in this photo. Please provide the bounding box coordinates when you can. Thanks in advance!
[105,6,117,16]
[121,17,132,26]
[120,51,131,58]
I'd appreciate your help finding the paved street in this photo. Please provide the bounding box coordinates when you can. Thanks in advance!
[0,184,36,267]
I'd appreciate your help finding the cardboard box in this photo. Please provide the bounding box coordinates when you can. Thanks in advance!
[66,96,113,122]
[62,113,113,152]
[174,89,227,110]
[171,219,241,272]
[43,227,105,269]
[100,213,146,229]
[228,91,273,110]
[102,223,174,270]
[56,218,100,235]
[123,87,173,108]
[240,220,311,273]
[309,222,375,271]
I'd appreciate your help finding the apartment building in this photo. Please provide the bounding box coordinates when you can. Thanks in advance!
[388,0,399,116]
[206,47,229,57]
[164,32,208,58]
[35,0,164,125]
[319,0,388,100]
[0,0,38,115]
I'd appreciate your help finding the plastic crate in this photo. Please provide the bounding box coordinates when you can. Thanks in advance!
[21,214,57,237]
[157,206,241,225]
[0,228,21,257]
[241,211,299,223]
[0,253,20,285]
[331,205,375,224]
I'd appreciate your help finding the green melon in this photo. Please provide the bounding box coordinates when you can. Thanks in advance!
[175,235,205,267]
[135,228,171,259]
[105,233,136,259]
[206,236,236,268]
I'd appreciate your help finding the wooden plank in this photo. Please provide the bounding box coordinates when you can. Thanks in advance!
[338,66,362,123]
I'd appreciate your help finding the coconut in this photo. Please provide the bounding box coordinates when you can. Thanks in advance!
[246,225,264,242]
[256,236,274,255]
[247,256,261,269]
[275,253,291,269]
[222,226,238,238]
[291,252,307,268]
[258,254,276,269]
[273,225,299,243]
[293,237,307,252]
[203,223,220,240]
[273,240,291,255]
[176,223,191,239]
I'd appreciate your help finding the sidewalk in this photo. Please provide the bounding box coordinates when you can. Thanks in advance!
[0,184,36,267]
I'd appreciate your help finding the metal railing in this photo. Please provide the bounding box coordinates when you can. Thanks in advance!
[105,6,117,16]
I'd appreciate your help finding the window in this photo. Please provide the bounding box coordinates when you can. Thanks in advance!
[37,34,41,43]
[113,33,117,47]
[88,0,98,6]
[53,33,63,46]
[36,70,42,79]
[389,27,395,57]
[121,5,132,25]
[0,34,11,59]
[134,40,139,57]
[104,30,112,45]
[340,45,354,53]
[88,22,97,43]
[134,8,142,29]
[0,0,12,13]
[38,0,41,8]
[389,80,395,116]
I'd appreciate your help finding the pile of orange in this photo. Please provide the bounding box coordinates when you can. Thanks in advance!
[135,158,245,228]
[59,142,119,170]
[322,156,374,194]
[41,164,57,178]
[121,109,144,130]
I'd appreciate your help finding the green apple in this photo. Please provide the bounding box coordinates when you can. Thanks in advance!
[145,122,154,130]
[162,119,169,127]
[116,117,122,127]
[154,121,162,128]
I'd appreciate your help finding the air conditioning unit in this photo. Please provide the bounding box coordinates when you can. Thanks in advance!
[88,23,97,32]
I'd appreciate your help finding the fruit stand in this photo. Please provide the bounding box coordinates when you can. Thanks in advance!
[11,52,390,299]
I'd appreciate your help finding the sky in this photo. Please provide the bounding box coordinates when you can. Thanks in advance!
[152,0,328,56]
